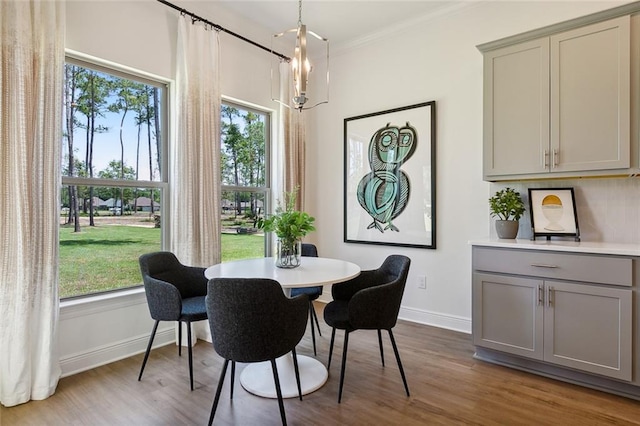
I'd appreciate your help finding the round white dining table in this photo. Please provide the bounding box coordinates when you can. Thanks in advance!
[204,256,360,399]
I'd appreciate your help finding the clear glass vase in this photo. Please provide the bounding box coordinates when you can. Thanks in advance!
[275,238,302,268]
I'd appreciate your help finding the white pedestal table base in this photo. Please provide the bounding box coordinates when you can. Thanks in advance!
[240,354,328,399]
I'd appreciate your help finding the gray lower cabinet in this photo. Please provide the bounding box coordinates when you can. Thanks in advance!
[472,247,633,382]
[473,273,543,359]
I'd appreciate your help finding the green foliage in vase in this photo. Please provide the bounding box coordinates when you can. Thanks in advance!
[257,187,316,248]
[489,187,526,221]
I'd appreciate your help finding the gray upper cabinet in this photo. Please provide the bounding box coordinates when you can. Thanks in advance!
[482,16,631,181]
[550,17,630,173]
[483,38,550,177]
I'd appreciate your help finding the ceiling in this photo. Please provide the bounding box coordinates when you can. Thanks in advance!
[210,1,469,50]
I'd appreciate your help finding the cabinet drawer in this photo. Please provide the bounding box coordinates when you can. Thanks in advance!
[473,247,632,286]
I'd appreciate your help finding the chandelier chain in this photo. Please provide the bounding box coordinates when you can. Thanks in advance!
[298,0,303,26]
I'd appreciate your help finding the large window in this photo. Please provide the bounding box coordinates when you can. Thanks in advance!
[220,102,270,261]
[60,57,167,299]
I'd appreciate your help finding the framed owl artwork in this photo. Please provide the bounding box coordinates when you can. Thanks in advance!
[343,101,436,249]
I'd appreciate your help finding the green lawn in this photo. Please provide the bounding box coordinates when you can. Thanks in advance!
[59,224,265,298]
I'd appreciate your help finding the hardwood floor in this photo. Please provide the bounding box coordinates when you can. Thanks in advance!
[4,303,640,425]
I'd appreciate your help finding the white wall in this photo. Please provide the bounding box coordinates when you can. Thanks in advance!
[60,0,637,375]
[307,0,634,332]
[66,0,283,105]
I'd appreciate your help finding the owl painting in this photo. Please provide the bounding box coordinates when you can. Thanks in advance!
[356,122,417,232]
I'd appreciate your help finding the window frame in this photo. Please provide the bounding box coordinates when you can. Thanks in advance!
[60,52,170,300]
[220,99,272,257]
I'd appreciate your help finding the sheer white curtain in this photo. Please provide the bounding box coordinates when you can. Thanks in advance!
[171,17,221,268]
[275,62,306,210]
[0,0,64,407]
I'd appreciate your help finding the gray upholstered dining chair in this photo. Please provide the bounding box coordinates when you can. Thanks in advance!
[206,277,309,426]
[289,243,323,355]
[323,254,411,403]
[138,251,208,391]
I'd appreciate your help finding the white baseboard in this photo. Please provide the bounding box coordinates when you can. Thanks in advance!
[398,306,471,334]
[59,327,175,378]
[318,292,471,334]
[59,299,470,379]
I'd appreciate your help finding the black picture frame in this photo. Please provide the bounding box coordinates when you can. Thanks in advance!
[343,101,436,249]
[528,187,580,242]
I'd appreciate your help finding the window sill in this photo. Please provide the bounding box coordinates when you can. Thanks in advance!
[60,287,147,320]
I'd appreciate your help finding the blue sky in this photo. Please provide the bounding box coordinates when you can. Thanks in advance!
[62,82,161,182]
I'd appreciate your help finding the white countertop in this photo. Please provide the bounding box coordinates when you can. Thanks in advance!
[469,239,640,256]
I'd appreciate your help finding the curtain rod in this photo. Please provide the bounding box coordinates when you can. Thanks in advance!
[156,0,290,62]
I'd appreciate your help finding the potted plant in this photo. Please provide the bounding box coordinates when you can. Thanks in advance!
[489,187,525,239]
[257,187,316,268]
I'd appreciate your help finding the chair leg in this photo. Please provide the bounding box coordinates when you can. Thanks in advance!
[292,348,303,401]
[327,328,336,370]
[378,329,385,367]
[187,321,194,391]
[338,331,349,404]
[230,361,236,399]
[388,329,410,397]
[270,359,287,426]
[310,302,322,336]
[208,359,229,426]
[178,320,182,357]
[138,320,160,381]
[309,302,317,356]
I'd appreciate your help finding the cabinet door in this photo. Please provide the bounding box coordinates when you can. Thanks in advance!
[483,38,550,178]
[550,16,630,172]
[473,273,544,359]
[543,280,632,381]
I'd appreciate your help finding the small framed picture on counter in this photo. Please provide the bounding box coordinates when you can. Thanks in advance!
[528,187,580,241]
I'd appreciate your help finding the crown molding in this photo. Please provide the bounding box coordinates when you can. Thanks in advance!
[331,1,480,57]
[477,0,640,52]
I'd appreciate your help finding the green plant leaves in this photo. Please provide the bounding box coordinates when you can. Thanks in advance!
[489,187,525,221]
[257,188,316,246]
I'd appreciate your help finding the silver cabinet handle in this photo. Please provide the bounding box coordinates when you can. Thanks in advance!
[548,286,554,307]
[543,149,549,168]
[538,285,543,306]
[530,263,558,268]
[545,285,550,307]
[552,148,559,168]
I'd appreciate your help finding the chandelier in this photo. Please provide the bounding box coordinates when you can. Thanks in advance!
[272,0,329,111]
